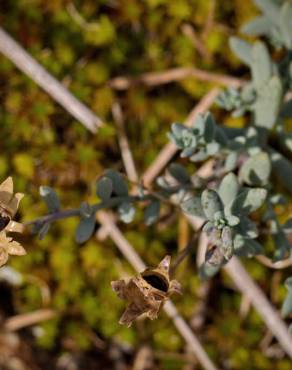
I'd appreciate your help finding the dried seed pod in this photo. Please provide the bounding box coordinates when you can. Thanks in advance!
[0,177,24,233]
[111,256,182,327]
[0,232,26,267]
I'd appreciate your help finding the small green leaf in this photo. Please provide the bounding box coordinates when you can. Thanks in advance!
[219,173,239,206]
[206,142,220,155]
[242,16,272,36]
[224,152,238,171]
[254,0,280,21]
[270,149,292,192]
[144,200,160,226]
[79,202,92,218]
[251,41,272,89]
[239,152,271,186]
[181,196,205,218]
[230,188,267,215]
[39,186,61,213]
[96,177,113,201]
[229,37,252,65]
[201,190,223,221]
[233,234,263,257]
[75,214,96,243]
[254,76,282,129]
[282,291,292,318]
[104,170,128,196]
[118,202,135,223]
[168,163,190,184]
[204,113,216,142]
[279,2,292,49]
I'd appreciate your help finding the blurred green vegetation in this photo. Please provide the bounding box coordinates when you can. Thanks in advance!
[0,0,291,369]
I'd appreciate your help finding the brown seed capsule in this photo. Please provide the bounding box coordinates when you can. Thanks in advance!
[111,256,182,327]
[0,177,24,234]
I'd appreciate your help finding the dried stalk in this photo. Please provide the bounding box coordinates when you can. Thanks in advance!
[4,309,56,331]
[112,102,139,183]
[109,67,244,90]
[0,27,103,133]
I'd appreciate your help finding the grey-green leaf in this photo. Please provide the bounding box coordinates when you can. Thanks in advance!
[229,37,252,65]
[219,173,239,206]
[39,186,61,213]
[224,151,238,171]
[239,152,271,186]
[281,291,292,318]
[144,200,160,226]
[254,76,283,129]
[181,196,205,218]
[230,188,267,215]
[204,113,216,142]
[242,15,272,36]
[97,177,113,201]
[251,41,272,89]
[75,214,96,243]
[118,202,135,223]
[201,189,223,221]
[254,0,280,21]
[270,149,292,193]
[168,163,190,184]
[279,2,292,49]
[104,170,128,196]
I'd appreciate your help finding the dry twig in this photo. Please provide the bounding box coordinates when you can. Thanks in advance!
[4,309,56,331]
[109,67,244,91]
[0,27,103,133]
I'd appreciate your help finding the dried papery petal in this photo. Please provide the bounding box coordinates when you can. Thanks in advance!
[0,248,8,267]
[112,256,181,327]
[6,240,26,256]
[5,221,25,234]
[0,177,14,205]
[8,193,24,217]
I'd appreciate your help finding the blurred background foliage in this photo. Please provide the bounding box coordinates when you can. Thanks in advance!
[0,0,291,369]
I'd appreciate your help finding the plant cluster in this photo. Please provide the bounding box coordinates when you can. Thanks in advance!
[1,0,292,354]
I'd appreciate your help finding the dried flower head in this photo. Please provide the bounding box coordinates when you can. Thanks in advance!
[0,232,26,267]
[0,177,24,233]
[111,255,182,327]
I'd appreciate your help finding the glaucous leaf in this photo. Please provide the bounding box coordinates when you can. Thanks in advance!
[104,170,128,196]
[270,149,292,192]
[281,291,292,318]
[168,163,190,184]
[181,196,205,218]
[239,152,271,186]
[118,202,135,223]
[242,15,272,36]
[204,113,216,142]
[230,188,267,215]
[39,186,61,213]
[251,41,272,89]
[75,214,96,243]
[201,189,223,221]
[218,173,239,206]
[229,37,252,65]
[254,76,282,129]
[144,200,160,226]
[96,176,113,201]
[279,2,292,49]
